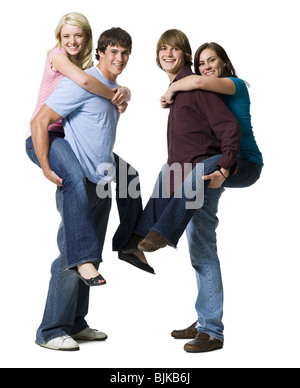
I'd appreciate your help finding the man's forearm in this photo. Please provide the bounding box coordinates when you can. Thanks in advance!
[30,117,51,173]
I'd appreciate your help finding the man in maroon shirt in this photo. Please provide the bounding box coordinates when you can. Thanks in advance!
[160,31,240,182]
[123,29,241,352]
[133,30,240,250]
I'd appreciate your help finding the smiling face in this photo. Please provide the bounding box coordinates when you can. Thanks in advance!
[159,44,185,81]
[97,45,130,81]
[60,24,86,57]
[198,48,226,78]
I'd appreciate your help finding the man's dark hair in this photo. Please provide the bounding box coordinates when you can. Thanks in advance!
[95,27,132,60]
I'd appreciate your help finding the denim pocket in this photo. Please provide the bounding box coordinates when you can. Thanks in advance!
[25,137,41,167]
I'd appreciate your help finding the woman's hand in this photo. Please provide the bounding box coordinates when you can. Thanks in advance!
[164,87,175,104]
[111,87,130,113]
[112,87,131,104]
[161,85,176,108]
[160,96,169,109]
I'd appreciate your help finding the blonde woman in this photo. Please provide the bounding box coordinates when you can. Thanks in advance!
[26,13,130,285]
[29,12,129,139]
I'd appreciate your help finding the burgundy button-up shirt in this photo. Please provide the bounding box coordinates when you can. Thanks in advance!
[167,66,241,174]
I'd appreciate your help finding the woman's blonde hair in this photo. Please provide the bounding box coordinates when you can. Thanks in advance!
[49,12,93,70]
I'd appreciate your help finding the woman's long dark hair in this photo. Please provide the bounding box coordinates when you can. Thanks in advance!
[194,42,237,78]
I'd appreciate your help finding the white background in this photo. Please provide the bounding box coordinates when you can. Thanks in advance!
[1,0,299,368]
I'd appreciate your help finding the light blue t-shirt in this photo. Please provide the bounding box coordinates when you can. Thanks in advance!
[46,66,120,183]
[223,77,263,166]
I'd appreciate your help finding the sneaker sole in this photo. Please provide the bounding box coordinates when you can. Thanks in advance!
[38,343,79,351]
[72,336,107,341]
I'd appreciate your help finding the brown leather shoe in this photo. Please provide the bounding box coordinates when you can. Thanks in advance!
[138,231,168,252]
[184,332,223,353]
[171,322,198,339]
[122,234,144,254]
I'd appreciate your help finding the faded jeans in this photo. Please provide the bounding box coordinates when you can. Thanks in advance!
[186,157,263,341]
[35,181,111,344]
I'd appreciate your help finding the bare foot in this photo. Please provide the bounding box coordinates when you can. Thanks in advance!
[77,263,105,285]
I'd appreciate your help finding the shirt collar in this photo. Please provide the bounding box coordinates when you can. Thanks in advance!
[173,66,193,82]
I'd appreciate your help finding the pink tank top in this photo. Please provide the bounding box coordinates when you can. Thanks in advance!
[30,47,67,132]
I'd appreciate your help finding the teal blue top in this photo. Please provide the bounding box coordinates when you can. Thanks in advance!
[223,77,263,166]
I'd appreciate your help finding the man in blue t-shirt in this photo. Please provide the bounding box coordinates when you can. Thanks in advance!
[30,28,153,352]
[32,31,130,186]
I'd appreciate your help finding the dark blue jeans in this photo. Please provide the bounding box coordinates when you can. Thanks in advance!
[224,158,262,188]
[112,154,143,251]
[134,155,223,247]
[134,156,263,248]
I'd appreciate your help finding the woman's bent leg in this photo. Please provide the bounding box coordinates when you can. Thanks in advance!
[26,135,101,268]
[224,158,262,188]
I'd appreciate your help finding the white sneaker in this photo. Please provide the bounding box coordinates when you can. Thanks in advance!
[72,327,107,341]
[39,335,79,351]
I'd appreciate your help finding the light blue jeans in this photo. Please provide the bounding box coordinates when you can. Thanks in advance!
[186,157,263,342]
[186,187,225,342]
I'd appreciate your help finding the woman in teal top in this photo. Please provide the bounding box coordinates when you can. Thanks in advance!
[162,41,263,189]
